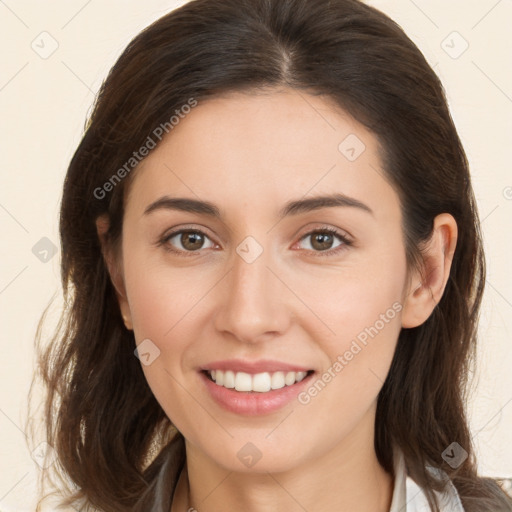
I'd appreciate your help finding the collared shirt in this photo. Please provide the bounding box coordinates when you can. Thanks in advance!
[389,449,465,512]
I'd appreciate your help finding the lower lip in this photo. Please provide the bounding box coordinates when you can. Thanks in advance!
[200,371,314,416]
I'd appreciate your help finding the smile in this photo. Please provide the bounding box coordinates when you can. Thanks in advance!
[206,369,310,392]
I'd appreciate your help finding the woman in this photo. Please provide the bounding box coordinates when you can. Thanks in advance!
[34,0,512,510]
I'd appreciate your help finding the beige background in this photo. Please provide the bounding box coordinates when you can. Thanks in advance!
[1,0,511,510]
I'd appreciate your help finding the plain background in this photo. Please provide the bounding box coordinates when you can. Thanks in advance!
[0,0,511,510]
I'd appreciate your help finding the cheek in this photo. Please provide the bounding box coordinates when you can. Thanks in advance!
[122,252,208,432]
[123,248,208,341]
[120,241,225,407]
[293,244,406,356]
[292,246,406,416]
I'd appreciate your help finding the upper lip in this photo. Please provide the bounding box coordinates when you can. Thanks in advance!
[200,359,313,374]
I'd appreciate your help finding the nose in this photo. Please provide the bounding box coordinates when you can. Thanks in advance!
[213,242,292,344]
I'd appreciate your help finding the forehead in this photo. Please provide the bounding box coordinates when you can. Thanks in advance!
[124,88,398,221]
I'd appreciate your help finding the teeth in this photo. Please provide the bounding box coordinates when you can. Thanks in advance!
[285,371,296,386]
[252,372,271,392]
[223,370,235,389]
[271,371,285,390]
[208,370,309,392]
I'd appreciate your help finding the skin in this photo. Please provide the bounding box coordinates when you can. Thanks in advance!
[97,88,457,512]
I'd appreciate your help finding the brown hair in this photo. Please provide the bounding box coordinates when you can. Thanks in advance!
[32,0,512,510]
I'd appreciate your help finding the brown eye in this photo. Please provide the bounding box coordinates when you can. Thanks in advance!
[163,230,215,252]
[310,232,336,251]
[180,231,205,251]
[297,228,351,254]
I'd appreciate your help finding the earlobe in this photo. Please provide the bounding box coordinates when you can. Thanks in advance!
[401,213,458,329]
[95,215,134,331]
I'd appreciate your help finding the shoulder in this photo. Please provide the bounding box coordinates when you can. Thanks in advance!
[391,447,465,512]
[405,473,464,512]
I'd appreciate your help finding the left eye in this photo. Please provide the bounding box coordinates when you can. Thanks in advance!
[297,229,348,252]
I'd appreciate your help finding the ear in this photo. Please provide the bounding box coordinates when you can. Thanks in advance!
[401,213,458,329]
[96,214,133,331]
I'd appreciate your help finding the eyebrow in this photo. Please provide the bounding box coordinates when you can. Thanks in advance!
[143,193,373,218]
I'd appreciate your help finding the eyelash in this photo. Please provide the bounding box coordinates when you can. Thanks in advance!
[157,225,353,258]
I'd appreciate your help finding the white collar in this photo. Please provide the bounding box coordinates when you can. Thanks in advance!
[389,449,465,511]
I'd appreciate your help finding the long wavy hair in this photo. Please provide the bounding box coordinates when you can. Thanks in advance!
[31,0,512,510]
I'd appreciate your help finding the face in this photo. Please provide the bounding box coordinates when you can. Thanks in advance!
[112,88,414,474]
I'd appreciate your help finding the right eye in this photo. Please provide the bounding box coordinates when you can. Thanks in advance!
[160,229,217,254]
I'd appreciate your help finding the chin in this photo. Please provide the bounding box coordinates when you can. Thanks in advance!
[197,437,309,474]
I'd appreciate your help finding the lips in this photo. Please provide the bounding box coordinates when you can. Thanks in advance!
[199,359,315,415]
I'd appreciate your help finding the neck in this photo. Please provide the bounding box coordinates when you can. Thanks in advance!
[171,410,394,512]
